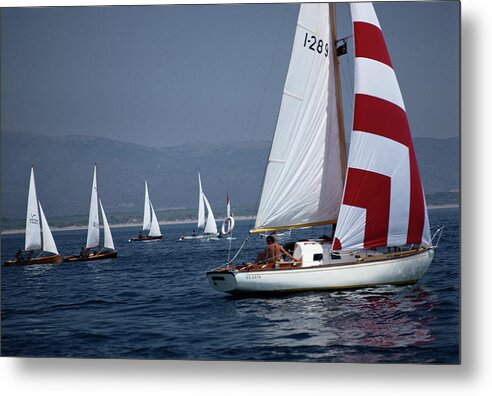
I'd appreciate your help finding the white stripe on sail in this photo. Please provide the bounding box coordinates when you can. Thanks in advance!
[25,166,42,251]
[354,57,405,111]
[350,2,381,28]
[38,201,59,255]
[99,199,115,250]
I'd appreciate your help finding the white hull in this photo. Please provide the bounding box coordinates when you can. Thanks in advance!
[179,233,219,241]
[207,248,433,294]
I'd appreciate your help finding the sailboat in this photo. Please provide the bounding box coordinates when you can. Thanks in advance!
[179,173,219,240]
[64,164,117,262]
[128,181,163,242]
[206,2,443,294]
[5,166,62,266]
[220,193,235,237]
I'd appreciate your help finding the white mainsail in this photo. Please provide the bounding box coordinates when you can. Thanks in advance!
[197,173,205,229]
[86,164,100,248]
[25,166,42,251]
[99,199,115,250]
[38,201,59,255]
[142,181,151,231]
[252,3,344,232]
[148,201,162,237]
[202,193,218,235]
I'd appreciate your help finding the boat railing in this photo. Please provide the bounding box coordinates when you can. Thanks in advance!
[431,226,445,248]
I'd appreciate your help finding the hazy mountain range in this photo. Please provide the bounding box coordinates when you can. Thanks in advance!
[1,131,459,220]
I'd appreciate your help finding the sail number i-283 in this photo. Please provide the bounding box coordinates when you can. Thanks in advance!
[303,33,329,57]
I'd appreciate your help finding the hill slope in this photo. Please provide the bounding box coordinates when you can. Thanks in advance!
[1,131,459,220]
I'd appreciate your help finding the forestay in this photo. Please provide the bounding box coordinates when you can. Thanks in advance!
[333,3,430,251]
[253,3,344,232]
[25,167,42,251]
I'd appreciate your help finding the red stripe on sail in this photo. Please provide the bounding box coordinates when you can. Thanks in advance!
[342,168,391,249]
[354,21,392,68]
[353,94,426,245]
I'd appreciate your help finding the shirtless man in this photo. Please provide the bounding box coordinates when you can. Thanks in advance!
[256,235,299,266]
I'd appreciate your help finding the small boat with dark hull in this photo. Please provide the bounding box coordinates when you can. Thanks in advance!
[63,164,117,262]
[128,181,163,242]
[4,166,62,267]
[128,234,163,242]
[64,248,117,262]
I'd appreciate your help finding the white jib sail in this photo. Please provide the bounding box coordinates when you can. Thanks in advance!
[86,165,100,248]
[142,181,151,231]
[99,199,115,250]
[38,201,59,255]
[197,173,205,229]
[253,3,344,232]
[202,193,218,235]
[25,166,42,251]
[148,201,162,237]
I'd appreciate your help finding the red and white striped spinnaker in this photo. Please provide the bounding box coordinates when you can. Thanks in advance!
[333,3,430,251]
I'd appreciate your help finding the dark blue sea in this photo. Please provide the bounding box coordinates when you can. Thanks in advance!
[1,207,459,363]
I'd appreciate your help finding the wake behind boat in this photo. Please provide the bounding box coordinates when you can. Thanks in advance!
[128,181,163,242]
[207,3,442,294]
[64,164,117,262]
[4,166,62,266]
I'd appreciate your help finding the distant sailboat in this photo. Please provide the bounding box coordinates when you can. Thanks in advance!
[179,173,219,240]
[5,166,62,266]
[64,164,117,262]
[207,3,443,294]
[220,193,235,237]
[129,181,163,242]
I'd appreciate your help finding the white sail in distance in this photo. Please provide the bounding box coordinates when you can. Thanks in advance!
[142,181,151,231]
[197,173,205,229]
[203,193,218,235]
[38,201,59,255]
[99,199,115,250]
[86,164,100,248]
[148,201,162,237]
[253,3,344,232]
[226,194,231,217]
[25,166,42,251]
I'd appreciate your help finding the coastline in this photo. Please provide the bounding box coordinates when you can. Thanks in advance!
[1,206,459,235]
[1,215,257,235]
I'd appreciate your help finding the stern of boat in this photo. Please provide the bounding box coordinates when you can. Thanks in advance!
[206,270,237,293]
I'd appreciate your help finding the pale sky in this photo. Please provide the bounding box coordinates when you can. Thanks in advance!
[1,1,460,147]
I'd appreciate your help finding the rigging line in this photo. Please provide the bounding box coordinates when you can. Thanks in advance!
[226,236,249,265]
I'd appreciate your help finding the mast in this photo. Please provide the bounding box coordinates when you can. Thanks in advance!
[330,3,347,180]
